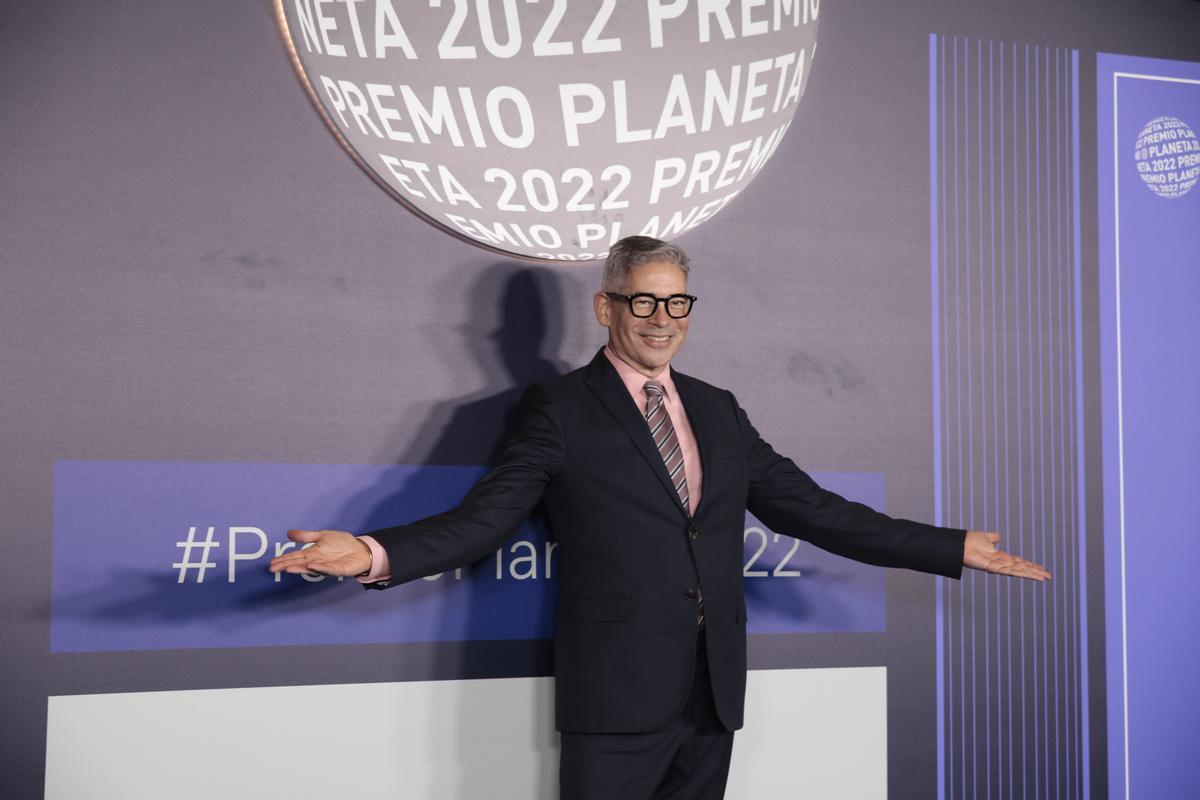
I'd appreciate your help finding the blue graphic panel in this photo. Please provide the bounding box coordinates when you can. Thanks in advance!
[51,462,886,653]
[1098,53,1200,800]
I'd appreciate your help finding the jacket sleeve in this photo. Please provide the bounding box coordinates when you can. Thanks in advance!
[733,392,966,579]
[363,383,563,587]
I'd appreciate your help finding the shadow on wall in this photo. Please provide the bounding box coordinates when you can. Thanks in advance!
[397,263,573,466]
[339,262,572,800]
[44,263,574,798]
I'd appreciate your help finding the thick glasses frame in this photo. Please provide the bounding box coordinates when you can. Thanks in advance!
[605,292,698,319]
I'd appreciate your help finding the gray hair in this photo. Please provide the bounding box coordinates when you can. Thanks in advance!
[601,236,690,292]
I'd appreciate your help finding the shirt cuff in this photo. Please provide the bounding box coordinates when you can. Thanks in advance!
[355,535,392,584]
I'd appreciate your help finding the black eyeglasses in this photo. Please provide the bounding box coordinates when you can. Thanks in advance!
[605,292,697,319]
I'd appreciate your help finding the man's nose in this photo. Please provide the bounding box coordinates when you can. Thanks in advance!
[648,302,672,324]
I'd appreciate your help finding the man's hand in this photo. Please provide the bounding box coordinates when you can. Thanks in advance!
[268,529,372,577]
[963,530,1052,582]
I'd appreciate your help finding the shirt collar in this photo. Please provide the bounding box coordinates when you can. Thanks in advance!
[603,345,677,402]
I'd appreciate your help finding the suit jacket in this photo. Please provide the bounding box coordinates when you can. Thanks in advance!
[367,349,965,734]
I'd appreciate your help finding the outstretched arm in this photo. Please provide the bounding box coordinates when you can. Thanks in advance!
[737,399,965,578]
[735,393,1050,581]
[268,384,563,587]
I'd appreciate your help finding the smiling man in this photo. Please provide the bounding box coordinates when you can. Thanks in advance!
[270,235,1050,799]
[597,255,693,377]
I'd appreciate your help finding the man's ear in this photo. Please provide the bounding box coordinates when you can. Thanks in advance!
[594,292,611,327]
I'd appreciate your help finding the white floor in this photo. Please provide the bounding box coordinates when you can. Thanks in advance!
[45,667,885,799]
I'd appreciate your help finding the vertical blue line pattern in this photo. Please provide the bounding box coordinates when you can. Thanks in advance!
[930,36,1087,799]
[977,38,989,800]
[930,33,947,800]
[953,35,966,800]
[965,36,975,796]
[1021,43,1031,794]
[986,39,998,800]
[1071,48,1089,800]
[999,40,1014,800]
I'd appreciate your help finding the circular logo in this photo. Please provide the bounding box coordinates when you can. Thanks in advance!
[1133,116,1200,199]
[275,1,820,261]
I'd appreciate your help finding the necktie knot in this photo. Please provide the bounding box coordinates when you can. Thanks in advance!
[643,380,665,400]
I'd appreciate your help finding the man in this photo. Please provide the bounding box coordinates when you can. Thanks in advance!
[269,236,1050,799]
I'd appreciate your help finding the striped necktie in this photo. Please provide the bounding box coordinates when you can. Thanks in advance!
[643,380,689,512]
[644,380,703,628]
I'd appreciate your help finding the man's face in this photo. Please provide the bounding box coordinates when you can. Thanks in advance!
[594,260,690,378]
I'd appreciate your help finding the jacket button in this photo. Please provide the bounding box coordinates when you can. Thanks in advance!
[684,588,698,600]
[689,528,700,540]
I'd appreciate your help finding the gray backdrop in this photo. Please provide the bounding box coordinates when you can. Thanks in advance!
[4,1,1199,797]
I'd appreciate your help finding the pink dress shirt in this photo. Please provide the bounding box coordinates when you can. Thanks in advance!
[601,346,703,516]
[356,347,704,583]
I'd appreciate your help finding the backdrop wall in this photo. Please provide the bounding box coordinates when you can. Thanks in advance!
[3,1,1197,798]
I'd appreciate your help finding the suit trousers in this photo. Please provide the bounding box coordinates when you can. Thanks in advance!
[558,630,735,800]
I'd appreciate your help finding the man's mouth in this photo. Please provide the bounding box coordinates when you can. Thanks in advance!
[640,333,673,344]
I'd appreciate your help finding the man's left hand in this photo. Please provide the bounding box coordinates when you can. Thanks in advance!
[963,530,1052,581]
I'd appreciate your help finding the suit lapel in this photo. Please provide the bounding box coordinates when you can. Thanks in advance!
[670,369,716,519]
[583,351,691,519]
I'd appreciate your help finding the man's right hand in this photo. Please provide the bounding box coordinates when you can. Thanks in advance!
[268,529,372,577]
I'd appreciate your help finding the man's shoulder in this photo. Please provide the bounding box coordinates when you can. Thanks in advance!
[539,358,731,394]
[514,359,596,408]
[542,359,596,391]
[671,366,735,402]
[523,354,736,406]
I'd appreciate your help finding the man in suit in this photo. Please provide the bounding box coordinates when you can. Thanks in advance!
[269,235,1050,799]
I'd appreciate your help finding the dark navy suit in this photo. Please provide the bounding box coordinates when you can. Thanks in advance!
[366,349,966,736]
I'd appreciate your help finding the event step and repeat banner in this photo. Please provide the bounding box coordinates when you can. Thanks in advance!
[5,1,1200,798]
